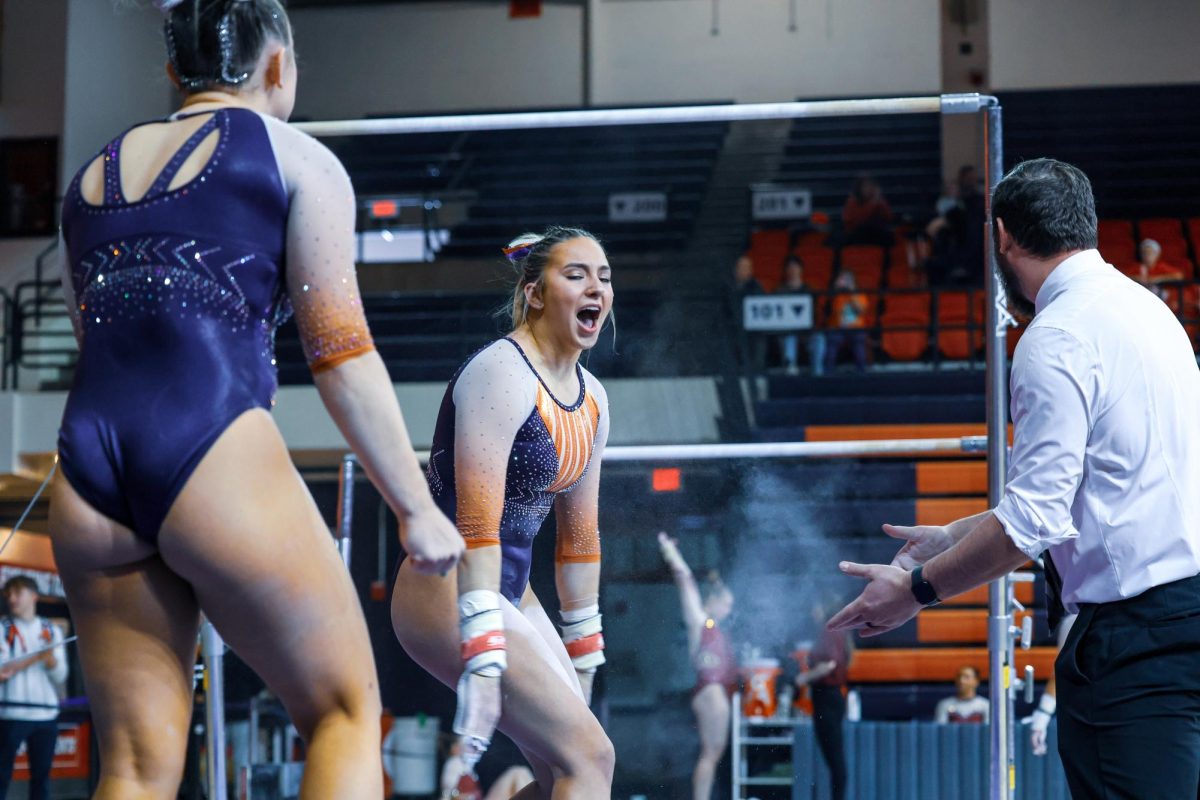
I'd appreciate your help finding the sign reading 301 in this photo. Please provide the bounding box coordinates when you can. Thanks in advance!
[609,192,668,222]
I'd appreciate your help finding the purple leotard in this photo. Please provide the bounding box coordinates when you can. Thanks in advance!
[58,108,291,540]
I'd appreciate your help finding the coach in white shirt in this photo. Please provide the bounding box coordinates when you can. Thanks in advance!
[826,158,1200,799]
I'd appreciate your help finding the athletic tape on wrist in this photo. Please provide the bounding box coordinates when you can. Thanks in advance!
[459,590,506,675]
[459,590,502,619]
[564,631,606,670]
[1037,693,1056,716]
[560,603,600,625]
[561,614,603,641]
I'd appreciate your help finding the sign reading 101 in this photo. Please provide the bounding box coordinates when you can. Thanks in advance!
[743,294,814,331]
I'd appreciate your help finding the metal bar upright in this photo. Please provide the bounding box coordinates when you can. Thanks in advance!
[335,454,356,569]
[201,621,228,800]
[982,99,1013,800]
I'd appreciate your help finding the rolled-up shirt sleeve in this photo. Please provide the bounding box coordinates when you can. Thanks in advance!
[993,326,1097,558]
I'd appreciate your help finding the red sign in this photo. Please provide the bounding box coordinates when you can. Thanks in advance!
[510,0,542,18]
[13,722,90,780]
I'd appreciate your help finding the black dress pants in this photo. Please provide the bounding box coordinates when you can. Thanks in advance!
[0,718,58,800]
[811,684,847,800]
[1056,573,1200,799]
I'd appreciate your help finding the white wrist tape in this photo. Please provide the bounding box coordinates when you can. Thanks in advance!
[1037,693,1056,716]
[459,591,507,677]
[560,604,605,672]
[1030,709,1052,733]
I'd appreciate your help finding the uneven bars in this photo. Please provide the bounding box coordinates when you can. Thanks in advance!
[295,94,994,138]
[333,436,990,470]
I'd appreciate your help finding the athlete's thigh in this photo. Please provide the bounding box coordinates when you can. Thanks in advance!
[51,474,200,776]
[393,564,605,771]
[158,409,379,731]
[517,589,583,700]
[691,685,731,752]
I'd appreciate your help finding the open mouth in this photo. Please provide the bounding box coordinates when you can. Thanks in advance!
[576,306,602,333]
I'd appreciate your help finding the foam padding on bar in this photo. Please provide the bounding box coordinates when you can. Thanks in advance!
[847,646,1056,683]
[916,461,988,495]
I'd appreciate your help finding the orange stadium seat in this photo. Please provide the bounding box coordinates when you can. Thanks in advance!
[748,230,790,292]
[880,292,931,362]
[839,245,885,289]
[936,291,982,360]
[1138,217,1184,243]
[794,245,835,289]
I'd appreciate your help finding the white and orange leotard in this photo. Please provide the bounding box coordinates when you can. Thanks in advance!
[426,337,609,601]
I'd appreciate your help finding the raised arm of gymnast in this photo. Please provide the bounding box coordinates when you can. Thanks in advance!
[658,533,706,657]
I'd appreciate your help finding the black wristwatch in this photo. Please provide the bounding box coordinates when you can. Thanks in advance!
[910,565,941,607]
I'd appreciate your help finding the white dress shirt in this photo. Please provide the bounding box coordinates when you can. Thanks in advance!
[0,616,67,722]
[993,249,1200,610]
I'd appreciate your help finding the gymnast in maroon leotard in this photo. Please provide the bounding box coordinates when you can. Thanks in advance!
[659,533,737,800]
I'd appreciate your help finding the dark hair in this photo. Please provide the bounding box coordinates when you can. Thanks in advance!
[991,158,1097,258]
[2,575,38,595]
[502,226,602,330]
[164,0,292,93]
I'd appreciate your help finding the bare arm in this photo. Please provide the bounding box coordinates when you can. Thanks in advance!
[658,533,707,655]
[281,126,460,572]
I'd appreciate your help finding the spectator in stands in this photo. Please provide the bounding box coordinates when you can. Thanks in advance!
[1137,239,1185,284]
[733,254,767,371]
[0,576,68,800]
[824,269,869,373]
[776,255,826,375]
[841,175,894,246]
[934,665,989,724]
[924,165,986,286]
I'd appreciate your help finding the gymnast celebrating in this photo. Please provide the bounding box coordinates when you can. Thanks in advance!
[392,227,615,798]
[51,1,462,796]
[658,533,736,800]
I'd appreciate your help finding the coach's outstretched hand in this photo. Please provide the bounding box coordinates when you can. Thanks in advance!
[884,523,954,570]
[826,561,921,637]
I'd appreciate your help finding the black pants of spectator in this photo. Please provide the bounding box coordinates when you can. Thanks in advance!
[1056,573,1200,800]
[825,329,867,373]
[811,685,847,800]
[0,718,58,800]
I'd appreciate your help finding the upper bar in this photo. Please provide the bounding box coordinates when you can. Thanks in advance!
[295,94,995,138]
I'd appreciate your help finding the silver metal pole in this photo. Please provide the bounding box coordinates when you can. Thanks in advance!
[335,454,355,569]
[248,695,260,766]
[201,621,228,800]
[296,94,990,138]
[982,100,1013,800]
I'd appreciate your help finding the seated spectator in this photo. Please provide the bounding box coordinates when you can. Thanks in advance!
[824,269,869,373]
[934,665,990,724]
[924,165,986,286]
[841,175,894,246]
[1137,238,1185,284]
[775,255,826,375]
[733,254,767,372]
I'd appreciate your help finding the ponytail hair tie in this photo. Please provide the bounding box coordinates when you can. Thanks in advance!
[503,234,544,264]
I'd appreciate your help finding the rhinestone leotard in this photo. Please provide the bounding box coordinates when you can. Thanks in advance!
[58,108,332,541]
[425,338,610,602]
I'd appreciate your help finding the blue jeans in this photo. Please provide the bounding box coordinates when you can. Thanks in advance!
[781,332,826,375]
[0,719,58,800]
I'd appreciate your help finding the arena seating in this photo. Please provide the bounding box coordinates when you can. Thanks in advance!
[323,118,728,257]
